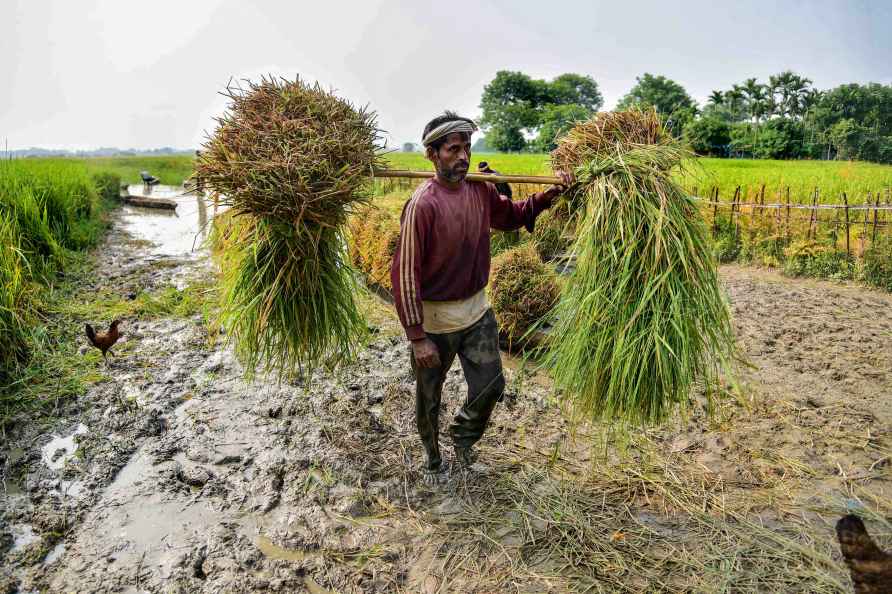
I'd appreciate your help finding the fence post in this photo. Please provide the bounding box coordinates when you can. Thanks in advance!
[711,187,719,237]
[774,189,782,231]
[886,189,891,242]
[757,184,766,224]
[843,192,850,258]
[732,186,741,239]
[872,192,880,243]
[861,191,871,255]
[785,187,791,241]
[808,187,819,240]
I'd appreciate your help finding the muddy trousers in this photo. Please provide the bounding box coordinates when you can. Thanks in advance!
[410,309,505,471]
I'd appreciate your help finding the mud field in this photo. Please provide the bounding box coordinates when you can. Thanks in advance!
[2,197,892,593]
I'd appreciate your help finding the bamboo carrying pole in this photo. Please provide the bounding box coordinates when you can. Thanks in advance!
[373,168,562,185]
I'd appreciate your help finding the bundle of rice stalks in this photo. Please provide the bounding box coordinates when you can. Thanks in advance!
[490,244,560,350]
[194,76,383,376]
[347,206,400,292]
[543,108,736,425]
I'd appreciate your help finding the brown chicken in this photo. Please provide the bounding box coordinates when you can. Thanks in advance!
[837,514,892,593]
[85,320,122,362]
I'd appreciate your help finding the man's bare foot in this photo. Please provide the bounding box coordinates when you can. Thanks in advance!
[454,446,476,470]
[422,465,448,486]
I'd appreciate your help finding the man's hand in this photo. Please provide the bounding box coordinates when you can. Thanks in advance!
[412,337,441,369]
[541,170,574,207]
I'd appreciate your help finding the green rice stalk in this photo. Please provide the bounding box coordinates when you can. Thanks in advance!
[0,214,34,380]
[217,215,365,377]
[543,109,737,425]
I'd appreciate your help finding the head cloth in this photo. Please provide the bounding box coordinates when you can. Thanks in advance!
[421,120,478,147]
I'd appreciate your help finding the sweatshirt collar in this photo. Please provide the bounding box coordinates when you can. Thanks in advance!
[431,176,467,194]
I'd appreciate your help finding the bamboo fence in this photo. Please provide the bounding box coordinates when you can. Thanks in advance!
[691,185,892,258]
[373,176,892,259]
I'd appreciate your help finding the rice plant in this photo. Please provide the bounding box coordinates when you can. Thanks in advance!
[0,213,34,381]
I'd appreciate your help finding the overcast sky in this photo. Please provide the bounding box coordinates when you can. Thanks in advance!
[2,0,890,151]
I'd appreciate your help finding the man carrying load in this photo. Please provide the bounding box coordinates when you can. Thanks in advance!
[390,111,571,485]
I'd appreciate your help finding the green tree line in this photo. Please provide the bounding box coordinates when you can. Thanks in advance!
[479,70,892,164]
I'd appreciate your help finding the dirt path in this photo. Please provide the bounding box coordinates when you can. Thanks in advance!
[2,203,892,592]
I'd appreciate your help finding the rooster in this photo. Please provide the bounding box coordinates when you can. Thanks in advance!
[837,514,892,593]
[85,320,122,362]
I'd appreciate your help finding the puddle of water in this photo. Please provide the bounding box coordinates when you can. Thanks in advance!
[44,542,65,565]
[254,535,314,562]
[11,524,39,551]
[254,536,334,594]
[120,185,224,257]
[40,424,88,471]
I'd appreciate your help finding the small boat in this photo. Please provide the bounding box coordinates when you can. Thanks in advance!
[123,195,178,210]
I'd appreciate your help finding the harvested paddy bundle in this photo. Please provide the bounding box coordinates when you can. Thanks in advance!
[543,109,736,425]
[347,206,401,292]
[194,76,383,376]
[489,245,560,349]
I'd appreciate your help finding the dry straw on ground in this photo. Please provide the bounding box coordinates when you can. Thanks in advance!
[194,76,383,376]
[544,108,738,426]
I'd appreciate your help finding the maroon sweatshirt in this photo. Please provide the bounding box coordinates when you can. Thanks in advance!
[390,177,550,340]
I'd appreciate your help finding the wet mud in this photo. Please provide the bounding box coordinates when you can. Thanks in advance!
[2,198,892,592]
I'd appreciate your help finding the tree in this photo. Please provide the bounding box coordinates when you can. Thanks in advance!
[683,117,730,157]
[401,142,417,153]
[485,124,527,153]
[828,118,861,160]
[741,77,772,123]
[480,70,602,151]
[532,104,592,152]
[752,118,804,159]
[809,83,892,162]
[707,90,725,107]
[480,71,547,151]
[547,73,603,111]
[616,73,697,134]
[723,85,748,122]
[768,70,813,118]
[728,122,756,157]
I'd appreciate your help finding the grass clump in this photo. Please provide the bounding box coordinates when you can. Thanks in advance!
[0,161,121,426]
[91,171,122,203]
[782,239,855,280]
[195,76,383,376]
[0,215,35,381]
[543,109,737,426]
[489,245,559,349]
[862,235,892,291]
[0,160,100,250]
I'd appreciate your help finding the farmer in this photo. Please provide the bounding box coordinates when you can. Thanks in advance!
[477,161,513,199]
[391,111,571,485]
